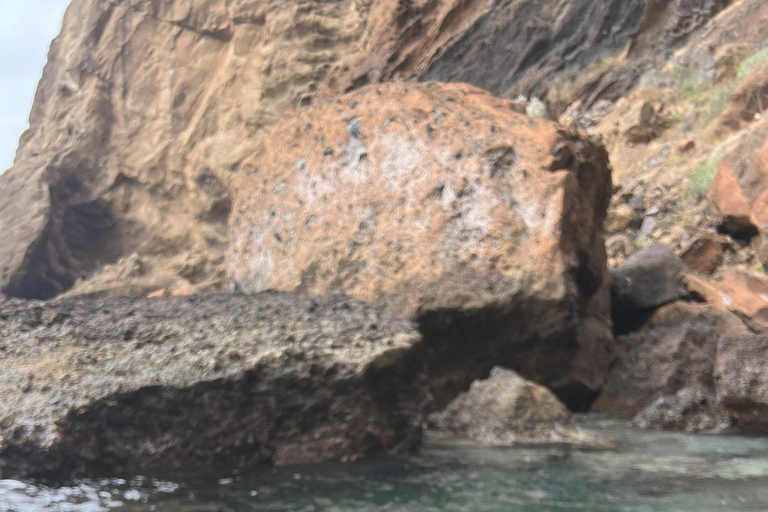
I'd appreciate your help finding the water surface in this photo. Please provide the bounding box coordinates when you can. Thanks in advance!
[3,416,768,511]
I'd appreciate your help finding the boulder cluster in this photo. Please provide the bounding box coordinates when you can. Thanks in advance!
[1,0,768,481]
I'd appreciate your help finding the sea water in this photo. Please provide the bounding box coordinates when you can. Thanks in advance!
[3,416,768,511]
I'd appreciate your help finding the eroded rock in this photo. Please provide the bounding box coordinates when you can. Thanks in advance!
[229,82,614,410]
[593,301,747,419]
[716,334,768,432]
[0,293,426,480]
[429,367,606,448]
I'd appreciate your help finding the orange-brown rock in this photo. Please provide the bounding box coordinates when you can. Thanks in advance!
[680,234,731,275]
[686,269,768,333]
[229,82,613,410]
[0,0,733,300]
[715,63,768,136]
[709,120,768,239]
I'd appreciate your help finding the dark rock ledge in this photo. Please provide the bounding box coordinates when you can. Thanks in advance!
[0,293,427,481]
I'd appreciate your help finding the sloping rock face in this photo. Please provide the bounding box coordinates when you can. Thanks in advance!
[0,0,733,300]
[229,82,613,410]
[429,367,606,447]
[0,0,381,299]
[709,120,768,242]
[0,293,426,480]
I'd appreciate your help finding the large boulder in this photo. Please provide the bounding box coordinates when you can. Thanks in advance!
[0,0,732,300]
[0,293,426,480]
[228,82,613,410]
[716,334,768,432]
[593,301,747,420]
[429,367,606,447]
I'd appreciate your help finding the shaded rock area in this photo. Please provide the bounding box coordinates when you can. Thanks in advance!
[717,334,768,432]
[428,367,608,448]
[610,243,686,332]
[0,293,427,480]
[593,301,747,432]
[229,82,614,411]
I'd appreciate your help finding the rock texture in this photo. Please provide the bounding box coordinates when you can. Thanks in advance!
[229,82,613,410]
[0,0,734,300]
[716,334,768,432]
[610,243,686,332]
[0,293,426,480]
[593,301,747,423]
[429,367,606,447]
[709,120,768,242]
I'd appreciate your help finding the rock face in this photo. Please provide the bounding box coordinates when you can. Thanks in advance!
[229,82,613,410]
[0,0,733,300]
[429,367,604,447]
[0,293,426,480]
[593,301,747,423]
[716,334,768,432]
[709,120,768,242]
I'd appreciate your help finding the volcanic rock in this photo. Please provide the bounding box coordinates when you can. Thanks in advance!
[0,293,426,480]
[229,82,614,410]
[593,301,747,418]
[716,334,768,432]
[429,367,606,448]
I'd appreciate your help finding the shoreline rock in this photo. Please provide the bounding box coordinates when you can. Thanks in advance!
[0,293,427,481]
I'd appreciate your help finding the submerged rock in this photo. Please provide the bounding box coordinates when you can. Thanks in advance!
[0,293,427,480]
[429,368,607,448]
[229,82,614,411]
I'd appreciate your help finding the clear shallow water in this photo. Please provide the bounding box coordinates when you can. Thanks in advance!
[3,416,768,511]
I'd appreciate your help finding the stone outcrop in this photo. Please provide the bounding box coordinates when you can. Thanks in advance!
[229,82,613,410]
[429,367,607,448]
[709,120,768,242]
[0,293,426,480]
[0,0,733,300]
[716,334,768,432]
[593,301,747,423]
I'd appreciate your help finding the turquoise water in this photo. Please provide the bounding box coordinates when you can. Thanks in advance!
[3,416,768,511]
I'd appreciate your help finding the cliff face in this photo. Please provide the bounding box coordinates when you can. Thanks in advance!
[0,0,732,299]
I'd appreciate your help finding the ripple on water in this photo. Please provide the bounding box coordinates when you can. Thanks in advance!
[1,417,768,511]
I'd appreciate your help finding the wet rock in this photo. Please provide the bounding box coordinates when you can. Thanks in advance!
[611,244,685,330]
[429,368,607,448]
[716,334,768,432]
[593,302,746,419]
[633,384,732,432]
[0,293,427,480]
[229,82,614,411]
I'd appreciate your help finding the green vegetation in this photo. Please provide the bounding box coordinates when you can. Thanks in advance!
[686,156,720,199]
[738,46,768,80]
[672,66,736,125]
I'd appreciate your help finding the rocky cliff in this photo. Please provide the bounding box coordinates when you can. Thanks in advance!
[0,0,734,300]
